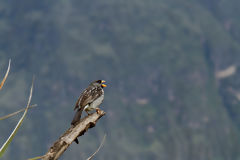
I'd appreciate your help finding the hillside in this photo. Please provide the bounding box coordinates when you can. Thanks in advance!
[0,0,240,159]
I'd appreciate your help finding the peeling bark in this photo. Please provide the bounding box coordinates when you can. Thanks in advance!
[41,110,105,160]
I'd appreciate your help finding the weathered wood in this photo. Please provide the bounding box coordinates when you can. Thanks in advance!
[42,110,105,160]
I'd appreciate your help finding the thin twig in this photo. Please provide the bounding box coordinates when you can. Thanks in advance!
[86,134,106,160]
[0,104,37,121]
[28,155,45,160]
[0,59,11,90]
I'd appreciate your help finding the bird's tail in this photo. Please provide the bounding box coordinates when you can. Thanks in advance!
[71,107,84,126]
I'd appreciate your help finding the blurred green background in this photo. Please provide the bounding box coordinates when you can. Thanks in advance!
[1,0,240,159]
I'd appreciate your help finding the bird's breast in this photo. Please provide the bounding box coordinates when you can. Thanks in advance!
[89,94,104,109]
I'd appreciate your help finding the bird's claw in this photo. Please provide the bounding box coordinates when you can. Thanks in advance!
[86,111,90,115]
[96,108,101,114]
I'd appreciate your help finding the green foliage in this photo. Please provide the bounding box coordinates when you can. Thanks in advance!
[0,0,240,160]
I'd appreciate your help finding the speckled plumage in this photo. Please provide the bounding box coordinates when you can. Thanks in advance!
[71,80,106,126]
[74,85,104,111]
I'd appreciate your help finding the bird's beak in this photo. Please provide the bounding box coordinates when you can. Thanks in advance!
[101,80,107,87]
[101,84,107,87]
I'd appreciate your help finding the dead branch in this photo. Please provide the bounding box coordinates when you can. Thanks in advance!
[41,110,106,160]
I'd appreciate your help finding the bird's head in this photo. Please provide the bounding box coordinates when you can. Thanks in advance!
[92,80,107,88]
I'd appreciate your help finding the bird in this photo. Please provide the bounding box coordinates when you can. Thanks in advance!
[71,80,107,144]
[71,79,106,125]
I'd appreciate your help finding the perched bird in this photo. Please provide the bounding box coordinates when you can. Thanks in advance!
[71,80,107,144]
[71,80,107,126]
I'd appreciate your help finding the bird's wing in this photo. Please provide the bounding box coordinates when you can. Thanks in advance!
[73,88,88,110]
[74,87,103,110]
[80,87,103,107]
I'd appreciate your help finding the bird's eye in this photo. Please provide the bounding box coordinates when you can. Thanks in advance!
[96,80,102,83]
